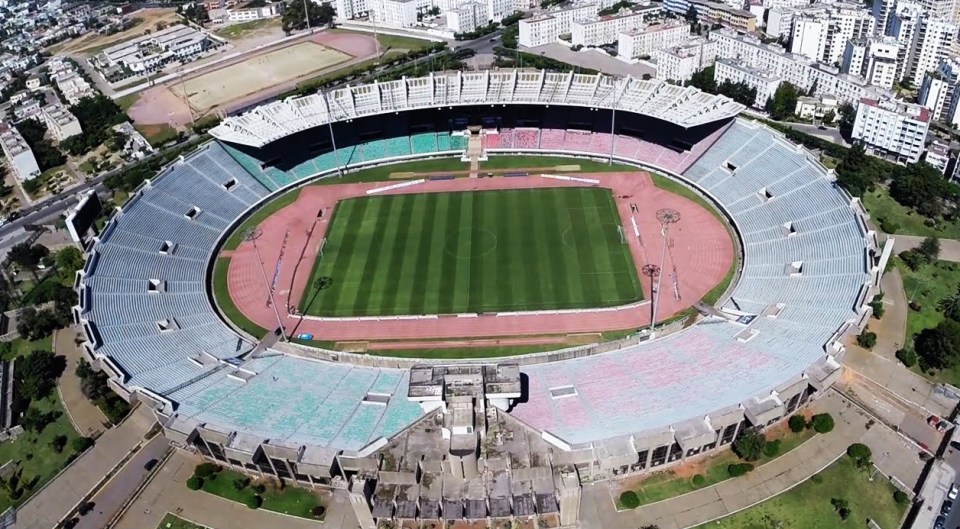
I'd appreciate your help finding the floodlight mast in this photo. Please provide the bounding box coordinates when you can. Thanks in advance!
[244,227,288,341]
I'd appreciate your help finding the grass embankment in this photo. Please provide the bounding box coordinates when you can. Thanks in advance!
[200,468,324,519]
[692,458,907,529]
[896,256,960,385]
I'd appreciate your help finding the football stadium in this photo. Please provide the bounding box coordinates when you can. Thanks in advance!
[74,70,879,527]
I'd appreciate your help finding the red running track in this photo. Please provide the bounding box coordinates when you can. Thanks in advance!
[224,172,735,341]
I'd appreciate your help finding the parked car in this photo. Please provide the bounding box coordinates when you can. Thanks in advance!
[934,514,946,529]
[942,500,954,515]
[949,484,959,500]
[144,458,158,471]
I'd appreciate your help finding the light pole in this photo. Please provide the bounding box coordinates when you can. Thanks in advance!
[651,209,681,331]
[244,227,288,341]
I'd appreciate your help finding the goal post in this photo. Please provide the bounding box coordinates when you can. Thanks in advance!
[318,237,326,260]
[617,225,626,245]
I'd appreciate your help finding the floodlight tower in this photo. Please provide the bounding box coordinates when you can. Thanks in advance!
[243,227,288,341]
[650,208,681,332]
[642,263,661,333]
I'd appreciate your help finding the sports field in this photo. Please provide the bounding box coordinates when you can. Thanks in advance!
[300,187,642,317]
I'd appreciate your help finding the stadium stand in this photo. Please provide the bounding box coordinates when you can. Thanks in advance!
[76,73,873,520]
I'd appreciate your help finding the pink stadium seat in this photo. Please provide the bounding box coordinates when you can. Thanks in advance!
[484,133,501,150]
[564,130,592,152]
[514,128,540,149]
[539,129,565,150]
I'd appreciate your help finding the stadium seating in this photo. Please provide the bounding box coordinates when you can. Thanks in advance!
[78,117,871,454]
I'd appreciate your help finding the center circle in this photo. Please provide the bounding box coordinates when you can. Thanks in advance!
[444,228,498,259]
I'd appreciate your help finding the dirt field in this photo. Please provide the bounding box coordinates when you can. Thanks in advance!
[169,41,351,114]
[49,8,182,55]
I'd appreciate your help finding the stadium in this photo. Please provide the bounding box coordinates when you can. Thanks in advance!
[73,70,879,527]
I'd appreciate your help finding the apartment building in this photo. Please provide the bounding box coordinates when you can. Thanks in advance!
[714,58,782,107]
[888,4,958,84]
[851,96,930,163]
[690,0,757,32]
[655,38,716,82]
[616,21,689,58]
[767,7,798,38]
[794,94,840,120]
[369,0,419,27]
[448,2,487,32]
[918,56,960,124]
[40,103,82,143]
[925,140,952,174]
[518,3,597,47]
[0,123,40,182]
[841,37,899,88]
[711,29,889,103]
[570,5,663,46]
[789,3,875,66]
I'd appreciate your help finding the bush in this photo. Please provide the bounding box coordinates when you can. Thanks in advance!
[811,473,823,484]
[896,348,918,367]
[252,483,266,494]
[194,462,221,478]
[831,497,851,520]
[733,428,767,461]
[788,415,806,433]
[909,300,923,312]
[857,331,877,349]
[763,439,781,458]
[878,217,899,234]
[233,476,251,491]
[811,413,835,433]
[894,490,909,505]
[246,495,263,509]
[186,476,203,490]
[312,505,326,518]
[846,443,872,462]
[728,463,754,477]
[619,490,640,509]
[71,436,94,453]
[692,474,705,486]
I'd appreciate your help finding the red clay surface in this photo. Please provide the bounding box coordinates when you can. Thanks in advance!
[314,31,379,57]
[224,172,735,341]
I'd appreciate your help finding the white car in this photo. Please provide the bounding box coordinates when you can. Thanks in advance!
[948,483,958,500]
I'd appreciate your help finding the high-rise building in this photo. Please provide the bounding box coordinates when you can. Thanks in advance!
[841,37,900,88]
[518,3,597,47]
[918,56,960,123]
[656,38,717,82]
[888,3,958,84]
[851,96,931,163]
[789,3,875,66]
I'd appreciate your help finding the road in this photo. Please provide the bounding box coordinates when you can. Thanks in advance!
[71,435,170,529]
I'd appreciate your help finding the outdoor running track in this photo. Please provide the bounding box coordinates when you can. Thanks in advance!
[224,172,735,342]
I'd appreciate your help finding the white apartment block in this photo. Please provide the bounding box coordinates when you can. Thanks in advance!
[226,1,284,21]
[789,3,875,66]
[795,94,840,121]
[55,73,94,105]
[763,0,812,8]
[335,0,369,19]
[448,2,487,32]
[872,0,895,34]
[95,24,213,73]
[841,37,899,88]
[518,4,597,47]
[655,38,716,82]
[711,29,889,104]
[888,4,958,85]
[369,0,419,27]
[918,56,960,124]
[767,7,797,39]
[40,104,82,143]
[0,123,40,182]
[616,21,689,58]
[714,58,783,107]
[925,140,952,174]
[852,96,930,163]
[570,7,662,47]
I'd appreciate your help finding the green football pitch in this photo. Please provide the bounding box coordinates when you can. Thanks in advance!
[299,187,643,317]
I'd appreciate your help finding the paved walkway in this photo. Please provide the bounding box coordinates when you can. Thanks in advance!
[14,407,157,529]
[578,391,872,529]
[55,326,109,437]
[113,451,350,529]
[893,235,960,263]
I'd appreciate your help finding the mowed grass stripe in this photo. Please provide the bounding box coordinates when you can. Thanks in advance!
[393,193,431,315]
[303,188,642,316]
[600,192,643,303]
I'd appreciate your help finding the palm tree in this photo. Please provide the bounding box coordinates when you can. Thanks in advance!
[938,285,960,321]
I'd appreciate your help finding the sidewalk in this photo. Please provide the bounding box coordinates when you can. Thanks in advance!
[893,235,960,263]
[55,326,109,437]
[579,391,870,529]
[14,407,157,529]
[113,451,342,529]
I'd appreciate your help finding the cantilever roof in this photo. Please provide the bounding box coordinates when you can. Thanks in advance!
[210,69,744,147]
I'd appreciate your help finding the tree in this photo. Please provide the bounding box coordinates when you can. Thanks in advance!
[727,463,754,476]
[684,5,699,24]
[733,428,766,461]
[896,348,918,367]
[16,349,64,401]
[764,82,800,120]
[14,119,64,171]
[788,415,806,433]
[9,243,46,275]
[194,462,221,478]
[50,434,68,453]
[186,476,203,490]
[915,318,960,369]
[894,490,909,505]
[822,109,836,123]
[918,237,942,261]
[811,413,835,433]
[54,247,85,277]
[281,1,335,33]
[17,307,61,341]
[939,285,960,321]
[763,439,781,457]
[890,163,959,217]
[72,436,94,453]
[246,495,263,509]
[20,405,60,432]
[857,331,877,349]
[686,65,717,94]
[847,443,872,468]
[831,498,851,520]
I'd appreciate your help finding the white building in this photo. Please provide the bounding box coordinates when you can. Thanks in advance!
[226,1,284,21]
[0,123,40,182]
[55,73,94,105]
[852,96,931,163]
[447,2,487,32]
[925,140,952,174]
[571,7,663,47]
[655,38,716,82]
[888,5,958,85]
[918,56,960,124]
[335,0,369,19]
[714,58,782,107]
[711,29,890,104]
[794,94,840,120]
[518,4,597,47]
[615,21,689,59]
[841,37,899,88]
[789,3,875,66]
[40,103,82,143]
[767,7,797,39]
[95,24,214,73]
[369,0,419,27]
